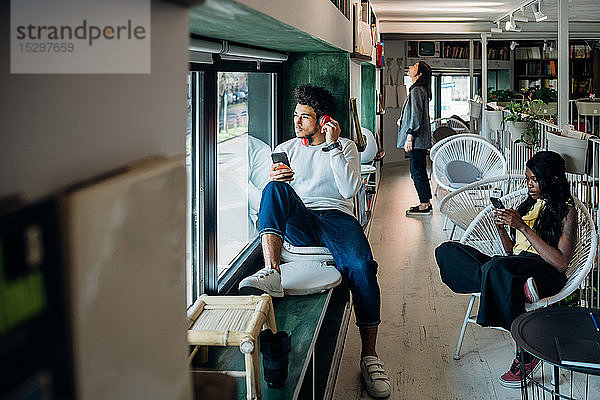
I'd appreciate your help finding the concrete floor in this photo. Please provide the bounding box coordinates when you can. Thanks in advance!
[332,161,600,400]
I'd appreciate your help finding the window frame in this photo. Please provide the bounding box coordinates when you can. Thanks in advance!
[188,56,283,297]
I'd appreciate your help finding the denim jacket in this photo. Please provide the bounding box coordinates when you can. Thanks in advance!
[396,85,432,150]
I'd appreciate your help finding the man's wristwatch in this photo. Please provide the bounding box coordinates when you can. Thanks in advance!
[322,140,342,152]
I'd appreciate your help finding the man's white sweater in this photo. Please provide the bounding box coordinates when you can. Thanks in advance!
[273,137,362,216]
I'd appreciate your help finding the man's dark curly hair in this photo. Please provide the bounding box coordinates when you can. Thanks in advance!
[294,85,336,119]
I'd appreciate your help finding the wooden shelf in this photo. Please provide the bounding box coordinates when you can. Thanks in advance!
[350,52,372,62]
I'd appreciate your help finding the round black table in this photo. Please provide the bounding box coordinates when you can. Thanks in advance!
[511,307,600,399]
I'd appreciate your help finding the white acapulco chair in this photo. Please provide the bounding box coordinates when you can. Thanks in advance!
[429,133,479,163]
[453,188,597,360]
[432,135,507,195]
[439,174,528,239]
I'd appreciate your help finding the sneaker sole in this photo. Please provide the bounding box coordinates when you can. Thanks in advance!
[360,373,391,398]
[405,210,433,216]
[238,285,284,298]
[525,279,539,303]
[498,361,541,388]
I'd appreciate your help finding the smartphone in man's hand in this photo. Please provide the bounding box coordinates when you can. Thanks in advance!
[271,152,290,169]
[490,197,505,209]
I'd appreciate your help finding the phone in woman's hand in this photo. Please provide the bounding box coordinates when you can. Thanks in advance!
[490,197,505,209]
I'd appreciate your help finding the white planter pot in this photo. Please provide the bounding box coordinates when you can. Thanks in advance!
[576,100,600,116]
[469,100,482,118]
[485,110,504,131]
[506,121,528,143]
[547,131,588,175]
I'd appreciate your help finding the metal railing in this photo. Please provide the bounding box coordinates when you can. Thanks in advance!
[492,114,600,309]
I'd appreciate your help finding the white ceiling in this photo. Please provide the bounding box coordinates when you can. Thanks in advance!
[371,0,600,35]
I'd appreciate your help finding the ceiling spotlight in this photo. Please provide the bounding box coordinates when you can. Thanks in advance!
[505,14,521,31]
[514,8,529,22]
[491,21,502,33]
[531,0,548,22]
[510,41,518,51]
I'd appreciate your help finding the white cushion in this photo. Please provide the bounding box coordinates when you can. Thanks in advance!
[280,261,342,296]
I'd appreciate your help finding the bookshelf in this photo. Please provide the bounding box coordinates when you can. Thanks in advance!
[442,41,469,59]
[405,41,509,61]
[514,42,557,91]
[485,41,511,61]
[570,41,593,99]
[405,40,511,74]
[514,40,596,99]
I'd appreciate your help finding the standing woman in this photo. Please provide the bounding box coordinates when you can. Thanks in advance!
[397,61,433,215]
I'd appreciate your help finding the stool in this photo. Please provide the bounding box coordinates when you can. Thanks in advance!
[187,294,277,400]
[280,242,342,295]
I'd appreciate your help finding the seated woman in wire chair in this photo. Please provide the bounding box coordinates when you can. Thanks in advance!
[435,151,577,388]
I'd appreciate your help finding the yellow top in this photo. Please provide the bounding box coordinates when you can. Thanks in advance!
[512,199,545,255]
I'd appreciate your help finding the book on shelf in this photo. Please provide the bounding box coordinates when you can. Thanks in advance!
[518,79,542,89]
[515,46,541,60]
[543,46,558,59]
[555,337,600,370]
[443,44,468,59]
[570,44,591,59]
[543,79,557,89]
[524,61,540,75]
[541,60,556,76]
[487,47,509,60]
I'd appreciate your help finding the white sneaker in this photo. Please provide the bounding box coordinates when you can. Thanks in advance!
[524,277,540,303]
[360,356,391,398]
[238,267,284,298]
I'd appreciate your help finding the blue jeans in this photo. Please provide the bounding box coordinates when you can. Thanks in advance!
[259,181,381,327]
[408,149,432,203]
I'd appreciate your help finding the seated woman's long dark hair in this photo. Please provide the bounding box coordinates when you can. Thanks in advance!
[516,151,573,248]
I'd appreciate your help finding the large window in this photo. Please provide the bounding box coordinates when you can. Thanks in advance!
[217,72,275,276]
[440,75,471,120]
[187,60,280,302]
[186,71,204,306]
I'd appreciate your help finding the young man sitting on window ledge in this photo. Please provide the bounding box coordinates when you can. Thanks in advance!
[239,84,390,398]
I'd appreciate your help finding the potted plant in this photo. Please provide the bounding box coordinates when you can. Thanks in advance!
[503,100,542,148]
[530,88,558,116]
[489,88,523,108]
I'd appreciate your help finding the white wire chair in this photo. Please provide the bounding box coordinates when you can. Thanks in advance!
[432,135,507,194]
[429,133,480,162]
[453,188,597,360]
[439,174,528,239]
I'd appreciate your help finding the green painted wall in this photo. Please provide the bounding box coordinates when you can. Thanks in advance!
[189,0,338,53]
[282,52,350,141]
[361,63,376,134]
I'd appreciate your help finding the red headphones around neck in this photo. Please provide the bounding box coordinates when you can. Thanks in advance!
[300,115,331,146]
